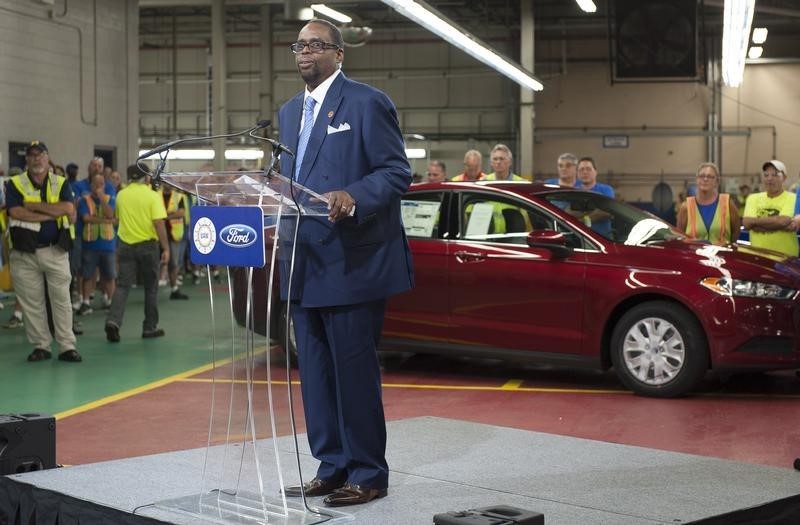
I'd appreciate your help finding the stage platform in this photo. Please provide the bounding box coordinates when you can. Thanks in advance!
[3,417,800,524]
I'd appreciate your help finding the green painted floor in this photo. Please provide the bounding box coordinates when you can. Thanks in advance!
[0,280,249,416]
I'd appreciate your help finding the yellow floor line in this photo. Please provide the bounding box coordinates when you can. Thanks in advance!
[501,379,524,390]
[55,357,238,420]
[177,377,630,395]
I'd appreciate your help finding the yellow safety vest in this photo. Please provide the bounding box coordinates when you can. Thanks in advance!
[9,172,75,243]
[162,189,188,241]
[82,194,115,241]
[685,194,731,245]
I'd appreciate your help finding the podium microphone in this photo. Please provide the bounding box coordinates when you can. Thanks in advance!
[137,120,273,161]
[138,120,277,188]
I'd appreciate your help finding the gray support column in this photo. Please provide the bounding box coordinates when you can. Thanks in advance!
[259,4,275,158]
[212,0,227,171]
[519,0,535,179]
[126,0,139,167]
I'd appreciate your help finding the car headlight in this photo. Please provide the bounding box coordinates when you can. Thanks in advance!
[700,277,797,300]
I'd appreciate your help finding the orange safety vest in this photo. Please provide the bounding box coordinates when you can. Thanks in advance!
[685,194,731,245]
[82,194,115,241]
[162,190,188,242]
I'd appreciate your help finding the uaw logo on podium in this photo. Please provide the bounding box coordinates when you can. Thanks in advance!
[134,123,348,525]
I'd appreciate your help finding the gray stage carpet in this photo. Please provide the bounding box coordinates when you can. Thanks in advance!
[7,417,800,524]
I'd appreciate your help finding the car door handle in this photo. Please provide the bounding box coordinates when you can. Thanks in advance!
[455,250,486,262]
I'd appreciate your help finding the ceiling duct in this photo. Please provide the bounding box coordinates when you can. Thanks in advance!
[340,25,373,47]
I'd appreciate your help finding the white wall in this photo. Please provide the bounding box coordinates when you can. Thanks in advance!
[0,0,138,174]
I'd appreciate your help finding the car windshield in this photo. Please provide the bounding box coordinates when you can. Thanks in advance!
[541,190,684,245]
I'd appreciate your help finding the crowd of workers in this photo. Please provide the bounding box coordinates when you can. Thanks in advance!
[1,139,800,363]
[417,145,800,256]
[0,141,192,362]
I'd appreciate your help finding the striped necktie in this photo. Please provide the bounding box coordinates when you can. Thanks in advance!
[294,96,317,180]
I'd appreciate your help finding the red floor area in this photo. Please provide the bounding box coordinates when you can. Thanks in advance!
[56,354,800,469]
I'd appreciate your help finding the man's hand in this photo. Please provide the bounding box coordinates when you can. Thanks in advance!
[324,190,356,223]
[160,248,170,265]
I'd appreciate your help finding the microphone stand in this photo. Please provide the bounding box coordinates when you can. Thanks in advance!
[137,120,279,189]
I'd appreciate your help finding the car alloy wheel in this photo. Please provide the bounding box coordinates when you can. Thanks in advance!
[621,317,685,386]
[610,300,708,398]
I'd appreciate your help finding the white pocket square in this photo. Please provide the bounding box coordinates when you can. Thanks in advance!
[327,122,351,134]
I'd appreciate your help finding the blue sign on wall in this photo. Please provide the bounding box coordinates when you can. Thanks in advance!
[190,205,265,268]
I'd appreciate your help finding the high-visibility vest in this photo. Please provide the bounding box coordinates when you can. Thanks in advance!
[9,172,75,242]
[162,189,188,241]
[685,194,731,245]
[82,194,115,241]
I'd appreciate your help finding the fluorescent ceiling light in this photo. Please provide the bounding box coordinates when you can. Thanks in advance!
[225,149,264,160]
[751,27,768,44]
[575,0,597,13]
[405,148,427,159]
[311,4,353,24]
[139,149,214,160]
[722,0,755,87]
[137,149,266,161]
[380,0,543,91]
[747,46,763,59]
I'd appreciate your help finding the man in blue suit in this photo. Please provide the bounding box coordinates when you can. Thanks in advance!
[278,19,414,507]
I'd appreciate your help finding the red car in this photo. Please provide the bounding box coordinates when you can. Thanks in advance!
[234,181,800,397]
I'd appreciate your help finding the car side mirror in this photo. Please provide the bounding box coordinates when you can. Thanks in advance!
[526,230,573,259]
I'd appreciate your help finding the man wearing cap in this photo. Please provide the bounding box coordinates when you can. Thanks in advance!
[104,164,169,342]
[6,141,81,362]
[742,160,798,257]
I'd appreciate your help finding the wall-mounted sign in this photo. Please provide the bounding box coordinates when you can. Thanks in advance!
[603,135,629,148]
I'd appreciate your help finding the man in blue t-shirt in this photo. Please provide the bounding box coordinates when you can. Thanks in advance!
[75,172,117,315]
[545,152,582,187]
[576,156,615,236]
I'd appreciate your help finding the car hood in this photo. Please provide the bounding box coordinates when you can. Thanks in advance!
[619,238,800,286]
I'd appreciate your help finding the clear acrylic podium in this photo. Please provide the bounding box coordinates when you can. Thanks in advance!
[146,170,352,525]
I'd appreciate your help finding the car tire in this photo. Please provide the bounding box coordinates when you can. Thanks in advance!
[610,300,708,398]
[278,303,299,368]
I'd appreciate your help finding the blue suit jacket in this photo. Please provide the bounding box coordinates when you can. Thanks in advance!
[278,72,414,307]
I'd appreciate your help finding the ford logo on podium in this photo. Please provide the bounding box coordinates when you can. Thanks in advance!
[190,205,265,268]
[220,224,257,248]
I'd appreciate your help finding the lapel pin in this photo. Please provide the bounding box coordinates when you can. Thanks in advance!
[327,111,334,119]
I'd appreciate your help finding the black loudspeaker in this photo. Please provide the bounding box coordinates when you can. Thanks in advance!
[0,413,56,475]
[434,505,544,525]
[613,0,700,80]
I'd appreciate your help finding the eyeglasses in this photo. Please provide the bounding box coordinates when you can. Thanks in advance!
[290,41,341,54]
[696,174,717,180]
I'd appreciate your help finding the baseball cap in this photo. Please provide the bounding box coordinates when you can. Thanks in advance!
[25,140,48,155]
[762,160,787,176]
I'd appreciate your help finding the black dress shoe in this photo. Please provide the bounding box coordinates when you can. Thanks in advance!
[58,350,83,362]
[27,348,52,362]
[283,477,345,497]
[323,483,387,507]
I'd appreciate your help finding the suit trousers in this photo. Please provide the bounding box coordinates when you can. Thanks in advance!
[291,299,389,489]
[107,240,160,331]
[10,246,76,354]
